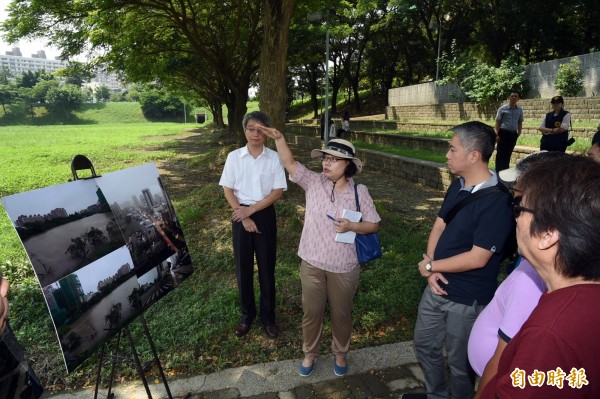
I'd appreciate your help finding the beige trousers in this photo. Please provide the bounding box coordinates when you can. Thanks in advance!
[300,260,361,358]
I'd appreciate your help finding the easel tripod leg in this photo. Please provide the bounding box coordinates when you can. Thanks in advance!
[140,313,173,399]
[124,326,153,399]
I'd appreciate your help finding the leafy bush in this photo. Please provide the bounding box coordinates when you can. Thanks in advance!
[462,59,528,105]
[555,58,584,97]
[45,84,85,118]
[438,46,528,105]
[138,87,184,120]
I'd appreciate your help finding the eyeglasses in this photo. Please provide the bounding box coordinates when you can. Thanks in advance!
[511,195,535,219]
[321,155,342,163]
[245,126,261,133]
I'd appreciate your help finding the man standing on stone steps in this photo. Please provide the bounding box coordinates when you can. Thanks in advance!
[494,92,523,172]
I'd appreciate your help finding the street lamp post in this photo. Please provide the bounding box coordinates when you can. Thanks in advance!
[308,11,331,144]
[435,23,441,81]
[430,13,450,81]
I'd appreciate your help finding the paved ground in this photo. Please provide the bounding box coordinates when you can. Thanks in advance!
[48,341,427,398]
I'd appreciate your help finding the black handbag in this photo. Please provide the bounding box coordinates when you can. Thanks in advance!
[354,184,382,263]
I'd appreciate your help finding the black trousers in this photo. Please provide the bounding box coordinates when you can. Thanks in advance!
[495,129,519,172]
[232,205,277,325]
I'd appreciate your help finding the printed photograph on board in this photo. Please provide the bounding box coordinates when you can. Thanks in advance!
[136,249,193,309]
[2,179,126,288]
[1,162,194,374]
[43,246,141,373]
[95,163,192,279]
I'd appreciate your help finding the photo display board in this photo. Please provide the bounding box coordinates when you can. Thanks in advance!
[1,163,194,373]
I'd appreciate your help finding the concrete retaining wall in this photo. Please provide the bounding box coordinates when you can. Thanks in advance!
[525,52,600,98]
[388,51,600,105]
[388,82,466,106]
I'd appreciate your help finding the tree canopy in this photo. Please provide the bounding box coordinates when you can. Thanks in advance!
[2,0,598,129]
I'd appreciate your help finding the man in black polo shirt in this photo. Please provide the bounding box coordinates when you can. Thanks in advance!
[404,122,514,399]
[494,92,523,172]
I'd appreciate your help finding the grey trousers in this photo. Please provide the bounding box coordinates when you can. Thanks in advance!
[413,288,484,399]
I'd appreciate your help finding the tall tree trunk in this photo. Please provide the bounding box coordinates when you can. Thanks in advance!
[226,87,249,144]
[208,100,224,127]
[259,0,296,131]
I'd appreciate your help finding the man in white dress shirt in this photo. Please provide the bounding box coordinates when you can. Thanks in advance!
[219,111,287,339]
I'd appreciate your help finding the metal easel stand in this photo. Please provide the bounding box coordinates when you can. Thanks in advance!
[93,314,172,399]
[68,156,172,399]
[94,313,173,399]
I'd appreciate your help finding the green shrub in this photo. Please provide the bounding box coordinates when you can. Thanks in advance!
[555,58,584,97]
[45,84,85,118]
[138,87,184,120]
[462,59,528,105]
[438,46,528,106]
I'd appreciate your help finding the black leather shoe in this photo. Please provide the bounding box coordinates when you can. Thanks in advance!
[264,323,279,339]
[235,323,251,337]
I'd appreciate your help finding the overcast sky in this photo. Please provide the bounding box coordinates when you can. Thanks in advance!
[96,163,163,206]
[2,179,103,222]
[0,0,61,59]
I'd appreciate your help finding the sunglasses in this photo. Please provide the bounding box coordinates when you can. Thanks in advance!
[512,195,535,219]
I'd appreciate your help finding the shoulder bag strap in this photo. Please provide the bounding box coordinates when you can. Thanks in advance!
[354,183,361,212]
[443,186,505,225]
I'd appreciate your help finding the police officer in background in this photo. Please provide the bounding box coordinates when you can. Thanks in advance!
[538,95,573,152]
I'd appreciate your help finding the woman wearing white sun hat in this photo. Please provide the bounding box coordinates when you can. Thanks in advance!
[259,128,380,378]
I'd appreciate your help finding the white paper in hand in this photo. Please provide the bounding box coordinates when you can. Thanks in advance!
[334,209,362,243]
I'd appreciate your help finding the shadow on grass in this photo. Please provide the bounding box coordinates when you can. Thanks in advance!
[0,111,99,126]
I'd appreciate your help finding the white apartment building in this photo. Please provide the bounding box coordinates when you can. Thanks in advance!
[1,47,67,75]
[1,47,124,92]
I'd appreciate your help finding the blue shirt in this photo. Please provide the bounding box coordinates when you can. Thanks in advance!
[496,103,523,132]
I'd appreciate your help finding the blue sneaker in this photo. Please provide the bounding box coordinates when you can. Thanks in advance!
[333,359,348,377]
[299,358,316,377]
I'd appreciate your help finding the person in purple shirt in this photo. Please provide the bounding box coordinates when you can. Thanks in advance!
[469,150,569,398]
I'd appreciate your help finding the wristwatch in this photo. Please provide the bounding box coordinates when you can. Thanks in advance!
[426,261,433,272]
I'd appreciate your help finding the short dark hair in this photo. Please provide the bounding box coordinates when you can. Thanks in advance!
[344,161,358,178]
[550,95,564,104]
[449,121,496,162]
[592,131,600,146]
[242,111,271,129]
[510,91,521,98]
[518,156,600,281]
[515,151,569,178]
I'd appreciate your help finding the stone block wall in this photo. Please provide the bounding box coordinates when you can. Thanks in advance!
[290,119,596,145]
[386,97,600,124]
[385,102,498,121]
[283,125,563,191]
[283,131,454,190]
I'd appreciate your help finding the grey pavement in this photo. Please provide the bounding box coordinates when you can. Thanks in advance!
[48,341,426,398]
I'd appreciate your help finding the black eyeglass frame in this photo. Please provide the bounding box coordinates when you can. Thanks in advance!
[320,155,343,163]
[511,195,535,219]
